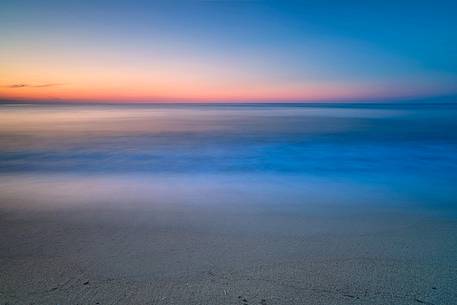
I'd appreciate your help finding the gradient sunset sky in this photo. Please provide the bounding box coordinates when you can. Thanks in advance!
[1,0,456,102]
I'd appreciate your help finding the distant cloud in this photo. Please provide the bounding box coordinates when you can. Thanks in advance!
[5,84,28,88]
[3,83,64,88]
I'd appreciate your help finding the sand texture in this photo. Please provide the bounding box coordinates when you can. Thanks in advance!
[1,203,456,305]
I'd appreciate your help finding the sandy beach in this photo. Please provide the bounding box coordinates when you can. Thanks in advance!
[1,174,456,305]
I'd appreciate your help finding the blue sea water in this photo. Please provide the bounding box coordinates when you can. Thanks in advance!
[0,102,456,214]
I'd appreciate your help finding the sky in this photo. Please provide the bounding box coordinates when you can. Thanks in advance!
[0,0,456,103]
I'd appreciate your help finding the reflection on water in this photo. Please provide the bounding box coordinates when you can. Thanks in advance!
[0,103,456,213]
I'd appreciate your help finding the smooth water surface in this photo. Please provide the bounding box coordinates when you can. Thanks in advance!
[1,103,456,213]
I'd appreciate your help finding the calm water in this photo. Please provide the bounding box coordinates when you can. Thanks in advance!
[0,103,456,214]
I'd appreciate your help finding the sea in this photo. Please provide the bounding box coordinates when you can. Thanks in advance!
[0,102,456,215]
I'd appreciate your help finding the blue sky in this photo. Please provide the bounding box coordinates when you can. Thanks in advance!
[1,0,456,101]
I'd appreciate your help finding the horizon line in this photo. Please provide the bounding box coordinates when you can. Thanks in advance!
[1,93,456,105]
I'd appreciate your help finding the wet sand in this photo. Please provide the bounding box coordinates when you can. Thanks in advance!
[1,175,456,305]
